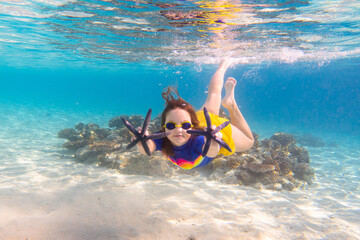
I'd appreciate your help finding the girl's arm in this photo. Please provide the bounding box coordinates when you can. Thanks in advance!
[137,139,156,155]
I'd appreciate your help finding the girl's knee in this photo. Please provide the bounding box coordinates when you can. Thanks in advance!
[231,126,254,152]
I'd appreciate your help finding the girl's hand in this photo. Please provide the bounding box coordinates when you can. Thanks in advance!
[133,127,156,156]
[202,124,222,158]
[131,127,150,141]
[204,125,223,140]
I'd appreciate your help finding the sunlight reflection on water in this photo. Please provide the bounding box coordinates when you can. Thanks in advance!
[0,0,360,68]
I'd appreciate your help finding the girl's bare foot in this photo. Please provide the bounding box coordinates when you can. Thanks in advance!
[222,77,237,110]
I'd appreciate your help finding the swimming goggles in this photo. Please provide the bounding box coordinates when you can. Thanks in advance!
[163,121,193,130]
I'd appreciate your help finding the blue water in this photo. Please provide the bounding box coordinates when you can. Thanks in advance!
[1,59,359,135]
[1,0,360,239]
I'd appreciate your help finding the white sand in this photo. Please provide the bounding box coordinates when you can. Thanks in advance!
[1,104,359,240]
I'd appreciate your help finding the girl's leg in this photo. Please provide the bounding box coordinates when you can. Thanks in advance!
[201,59,230,115]
[222,77,254,151]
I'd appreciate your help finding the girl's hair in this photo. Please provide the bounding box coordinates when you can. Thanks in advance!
[160,87,202,157]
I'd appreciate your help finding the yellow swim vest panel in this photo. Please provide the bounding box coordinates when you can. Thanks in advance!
[196,111,235,156]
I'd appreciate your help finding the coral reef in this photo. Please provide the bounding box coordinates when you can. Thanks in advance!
[59,115,315,191]
[58,123,111,150]
[109,115,144,129]
[206,132,315,190]
[76,141,122,163]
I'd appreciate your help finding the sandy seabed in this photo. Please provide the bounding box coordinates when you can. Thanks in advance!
[0,104,359,240]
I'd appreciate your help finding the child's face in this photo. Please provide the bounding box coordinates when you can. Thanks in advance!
[165,108,192,147]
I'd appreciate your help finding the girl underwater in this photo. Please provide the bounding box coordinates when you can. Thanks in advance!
[135,60,254,170]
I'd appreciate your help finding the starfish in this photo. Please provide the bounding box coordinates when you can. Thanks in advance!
[187,107,232,157]
[121,109,170,156]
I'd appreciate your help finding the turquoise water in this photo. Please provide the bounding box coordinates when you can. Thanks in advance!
[1,0,360,239]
